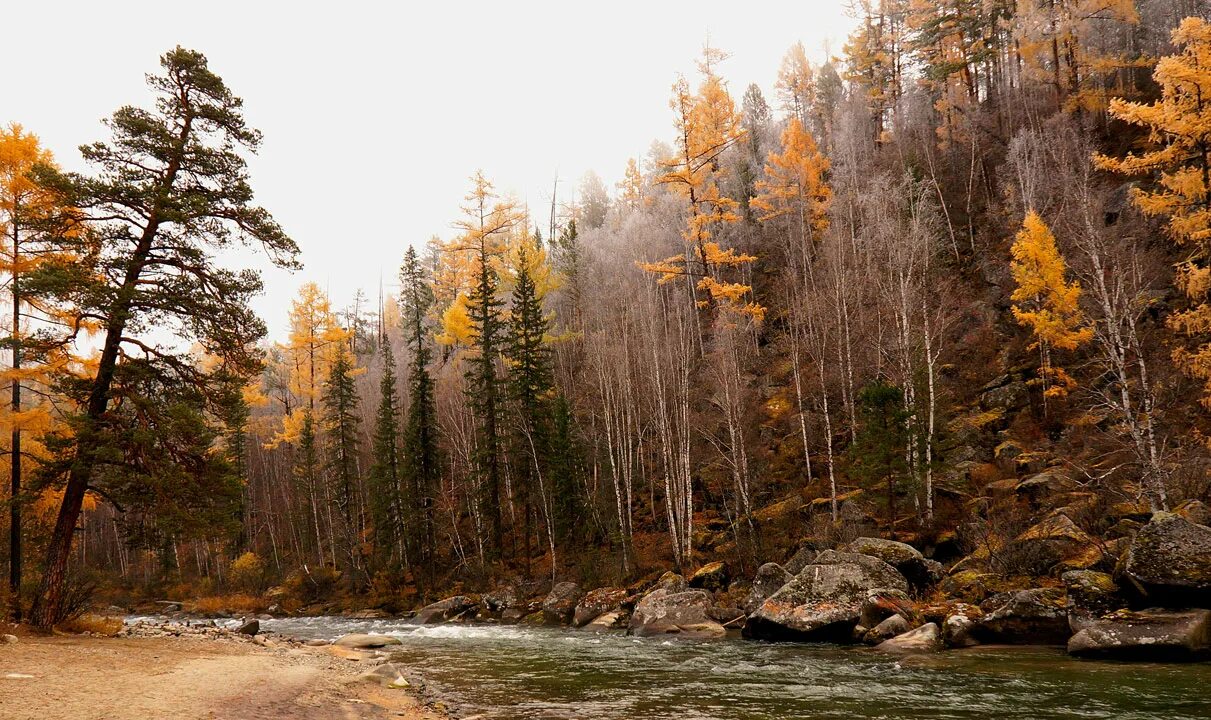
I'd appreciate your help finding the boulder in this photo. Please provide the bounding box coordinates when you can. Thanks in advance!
[1121,513,1211,607]
[1014,470,1076,502]
[573,587,629,627]
[1068,609,1211,661]
[941,570,997,603]
[744,555,909,642]
[0,634,16,644]
[1175,500,1211,526]
[414,595,479,625]
[333,633,402,649]
[743,563,792,614]
[346,609,389,619]
[236,619,259,636]
[845,537,941,590]
[942,604,983,648]
[1007,515,1102,575]
[646,572,688,596]
[858,588,915,629]
[864,614,911,643]
[481,586,518,616]
[980,381,1028,411]
[542,582,585,625]
[688,561,730,592]
[628,589,725,639]
[783,546,819,576]
[1063,570,1127,633]
[583,610,626,632]
[973,588,1070,645]
[876,622,943,653]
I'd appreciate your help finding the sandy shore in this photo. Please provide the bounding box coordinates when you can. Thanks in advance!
[0,631,445,720]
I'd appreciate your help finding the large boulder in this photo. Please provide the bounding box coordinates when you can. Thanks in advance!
[783,546,819,576]
[942,604,983,648]
[876,622,942,654]
[1068,609,1211,661]
[863,614,911,643]
[845,537,942,590]
[688,561,730,592]
[1063,570,1128,633]
[646,572,688,596]
[333,633,402,649]
[858,588,916,629]
[573,587,629,627]
[744,554,909,642]
[414,595,479,624]
[628,589,725,639]
[972,588,1070,645]
[481,585,518,617]
[1121,513,1211,607]
[1006,515,1102,575]
[542,582,585,625]
[743,563,792,614]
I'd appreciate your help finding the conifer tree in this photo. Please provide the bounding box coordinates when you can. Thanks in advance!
[1010,211,1092,401]
[850,381,910,540]
[752,117,832,246]
[400,245,440,584]
[368,340,403,567]
[322,344,362,574]
[27,47,298,628]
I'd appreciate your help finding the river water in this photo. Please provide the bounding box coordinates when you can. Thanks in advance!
[251,616,1211,719]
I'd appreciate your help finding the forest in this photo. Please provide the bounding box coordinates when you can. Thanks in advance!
[3,0,1211,632]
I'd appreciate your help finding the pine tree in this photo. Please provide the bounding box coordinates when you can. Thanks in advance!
[1097,18,1211,409]
[367,340,403,568]
[850,381,910,540]
[1010,211,1092,401]
[400,245,440,586]
[27,47,298,628]
[322,345,362,576]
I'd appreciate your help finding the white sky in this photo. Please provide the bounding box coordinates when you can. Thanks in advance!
[3,1,857,340]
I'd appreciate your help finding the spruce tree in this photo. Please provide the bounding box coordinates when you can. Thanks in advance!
[322,345,362,574]
[850,381,910,540]
[466,230,506,556]
[400,246,440,586]
[368,340,403,568]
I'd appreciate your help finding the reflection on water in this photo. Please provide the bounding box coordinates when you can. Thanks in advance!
[223,616,1211,720]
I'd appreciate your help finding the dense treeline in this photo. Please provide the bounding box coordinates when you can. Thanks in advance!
[3,1,1211,621]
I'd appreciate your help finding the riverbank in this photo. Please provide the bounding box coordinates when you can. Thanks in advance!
[0,622,445,720]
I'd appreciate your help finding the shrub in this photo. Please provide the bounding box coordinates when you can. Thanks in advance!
[228,552,268,594]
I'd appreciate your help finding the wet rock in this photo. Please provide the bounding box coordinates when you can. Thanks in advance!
[864,614,911,643]
[333,633,403,649]
[1006,514,1103,575]
[358,662,411,688]
[542,582,585,625]
[688,561,730,592]
[1121,512,1211,607]
[1063,570,1127,633]
[877,622,942,653]
[858,588,915,629]
[1068,609,1211,661]
[415,595,479,625]
[942,604,983,648]
[628,589,725,639]
[845,537,941,590]
[481,586,518,617]
[743,563,792,614]
[744,554,908,642]
[236,619,259,636]
[346,608,389,620]
[973,588,1069,645]
[583,610,626,632]
[573,587,629,628]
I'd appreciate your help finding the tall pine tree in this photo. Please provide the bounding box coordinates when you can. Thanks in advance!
[368,340,403,569]
[322,345,362,576]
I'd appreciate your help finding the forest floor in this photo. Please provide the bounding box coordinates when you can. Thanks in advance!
[0,628,444,720]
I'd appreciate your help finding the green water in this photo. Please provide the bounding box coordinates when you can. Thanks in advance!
[262,617,1211,719]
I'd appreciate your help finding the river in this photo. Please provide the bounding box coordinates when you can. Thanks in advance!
[251,616,1211,719]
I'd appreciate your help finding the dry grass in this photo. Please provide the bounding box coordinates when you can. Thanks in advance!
[188,593,269,615]
[58,613,124,636]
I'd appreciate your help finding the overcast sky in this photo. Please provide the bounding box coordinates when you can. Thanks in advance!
[4,1,856,340]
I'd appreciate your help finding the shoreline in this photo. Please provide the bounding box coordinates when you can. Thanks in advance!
[0,620,449,720]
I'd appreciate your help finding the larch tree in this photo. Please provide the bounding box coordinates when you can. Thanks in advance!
[752,117,832,248]
[0,124,79,616]
[775,42,815,128]
[27,47,299,628]
[1097,18,1211,411]
[1010,210,1093,402]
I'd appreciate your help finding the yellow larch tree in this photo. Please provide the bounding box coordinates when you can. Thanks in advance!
[1097,17,1211,408]
[617,157,645,211]
[0,123,87,610]
[268,282,350,446]
[844,0,909,140]
[775,42,815,128]
[1010,211,1093,401]
[751,117,832,246]
[642,46,763,322]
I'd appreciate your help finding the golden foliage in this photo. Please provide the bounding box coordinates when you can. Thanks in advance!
[751,117,831,237]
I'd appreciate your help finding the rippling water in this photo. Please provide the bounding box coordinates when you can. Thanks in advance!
[222,616,1211,720]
